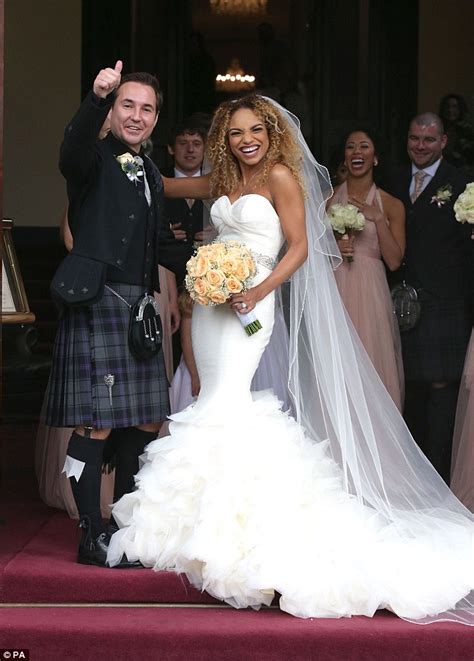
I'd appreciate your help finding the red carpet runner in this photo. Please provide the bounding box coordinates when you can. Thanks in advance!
[1,502,473,659]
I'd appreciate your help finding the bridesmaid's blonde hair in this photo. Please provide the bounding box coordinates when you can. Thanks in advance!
[207,95,305,198]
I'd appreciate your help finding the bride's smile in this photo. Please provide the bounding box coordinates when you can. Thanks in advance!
[228,108,270,168]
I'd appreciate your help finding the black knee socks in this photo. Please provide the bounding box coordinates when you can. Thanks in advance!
[67,431,106,538]
[113,427,157,502]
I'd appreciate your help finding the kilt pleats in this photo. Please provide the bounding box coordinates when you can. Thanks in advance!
[402,290,471,382]
[45,283,169,428]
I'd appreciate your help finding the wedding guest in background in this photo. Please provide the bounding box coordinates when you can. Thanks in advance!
[164,118,209,285]
[164,118,215,367]
[438,93,474,174]
[389,112,473,482]
[327,128,405,410]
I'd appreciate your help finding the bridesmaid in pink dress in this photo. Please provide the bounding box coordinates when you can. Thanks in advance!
[450,329,474,509]
[328,129,406,410]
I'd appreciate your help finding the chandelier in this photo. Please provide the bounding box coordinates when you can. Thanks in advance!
[209,0,267,16]
[216,59,256,92]
[216,73,256,92]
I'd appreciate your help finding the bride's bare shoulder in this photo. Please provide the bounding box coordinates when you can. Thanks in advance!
[268,163,293,183]
[268,164,301,196]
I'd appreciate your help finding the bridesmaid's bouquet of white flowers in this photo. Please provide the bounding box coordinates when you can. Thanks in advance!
[185,241,262,335]
[454,183,474,230]
[328,203,365,262]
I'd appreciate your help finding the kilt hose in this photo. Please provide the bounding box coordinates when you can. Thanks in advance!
[401,290,471,383]
[45,283,170,429]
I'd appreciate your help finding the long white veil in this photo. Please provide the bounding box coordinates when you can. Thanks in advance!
[267,99,474,625]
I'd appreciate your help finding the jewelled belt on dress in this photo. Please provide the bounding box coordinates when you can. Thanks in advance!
[252,251,277,270]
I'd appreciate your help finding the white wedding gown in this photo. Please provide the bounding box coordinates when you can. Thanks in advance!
[108,194,473,620]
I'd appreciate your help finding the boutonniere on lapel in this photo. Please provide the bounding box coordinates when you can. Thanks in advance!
[430,184,452,208]
[116,152,144,185]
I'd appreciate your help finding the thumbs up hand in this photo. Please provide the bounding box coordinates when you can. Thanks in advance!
[93,60,123,99]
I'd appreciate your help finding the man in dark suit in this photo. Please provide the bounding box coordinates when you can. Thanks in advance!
[164,118,208,285]
[45,61,184,565]
[390,112,472,482]
[163,119,212,368]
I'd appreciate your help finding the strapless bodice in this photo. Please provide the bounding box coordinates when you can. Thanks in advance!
[210,194,285,259]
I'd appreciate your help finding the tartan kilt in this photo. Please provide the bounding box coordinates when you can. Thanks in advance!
[45,283,169,428]
[401,290,471,382]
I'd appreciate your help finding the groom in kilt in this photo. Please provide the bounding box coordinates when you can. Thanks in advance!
[45,61,184,566]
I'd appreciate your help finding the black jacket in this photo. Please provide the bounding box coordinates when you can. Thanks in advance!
[389,160,473,300]
[59,92,185,292]
[162,167,205,284]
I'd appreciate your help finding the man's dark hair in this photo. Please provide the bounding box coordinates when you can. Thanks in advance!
[113,72,163,112]
[168,117,208,147]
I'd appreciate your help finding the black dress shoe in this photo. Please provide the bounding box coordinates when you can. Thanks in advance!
[77,529,110,566]
[77,517,143,569]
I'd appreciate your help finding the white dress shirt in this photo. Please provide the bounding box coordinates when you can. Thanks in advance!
[409,158,442,198]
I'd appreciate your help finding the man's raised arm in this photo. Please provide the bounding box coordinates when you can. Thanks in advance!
[59,60,123,182]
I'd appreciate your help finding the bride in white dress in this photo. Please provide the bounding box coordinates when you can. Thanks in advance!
[107,96,474,624]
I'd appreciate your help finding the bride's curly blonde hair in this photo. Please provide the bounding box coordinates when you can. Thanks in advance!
[207,95,305,198]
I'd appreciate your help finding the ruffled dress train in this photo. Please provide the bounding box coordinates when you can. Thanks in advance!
[108,195,473,620]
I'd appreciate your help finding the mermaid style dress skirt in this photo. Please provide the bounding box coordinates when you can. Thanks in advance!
[108,195,473,620]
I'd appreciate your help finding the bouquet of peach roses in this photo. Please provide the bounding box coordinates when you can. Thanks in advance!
[185,241,262,335]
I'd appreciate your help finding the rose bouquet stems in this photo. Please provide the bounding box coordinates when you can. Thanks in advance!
[185,241,263,336]
[238,311,262,336]
[336,230,356,263]
[327,203,366,262]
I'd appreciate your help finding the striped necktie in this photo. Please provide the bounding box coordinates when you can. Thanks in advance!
[410,171,427,203]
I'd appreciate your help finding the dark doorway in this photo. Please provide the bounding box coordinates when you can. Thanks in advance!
[81,0,418,169]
